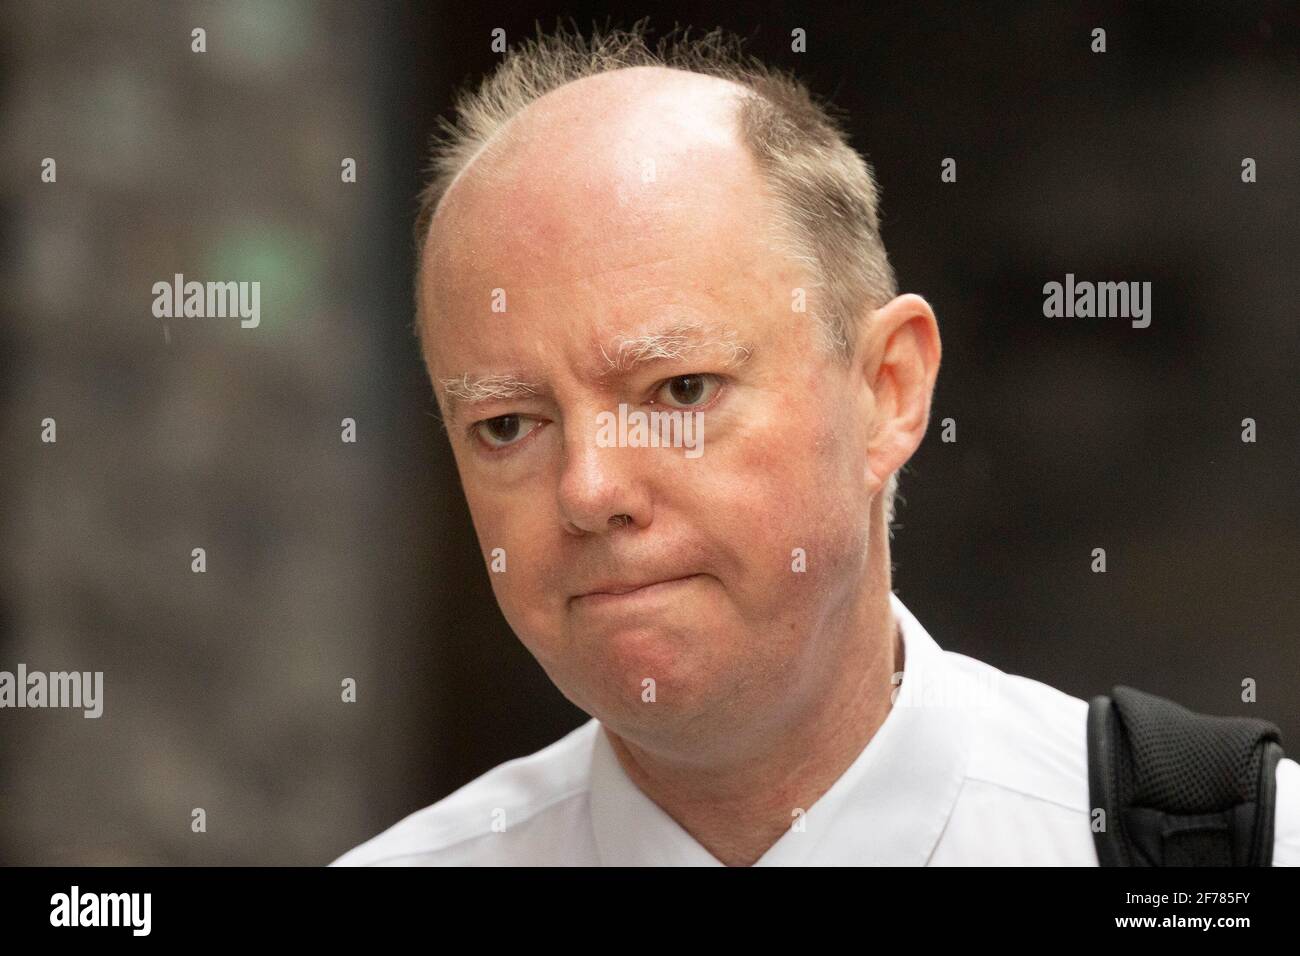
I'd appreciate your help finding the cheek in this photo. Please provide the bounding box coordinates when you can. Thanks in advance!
[463,484,563,648]
[708,396,868,616]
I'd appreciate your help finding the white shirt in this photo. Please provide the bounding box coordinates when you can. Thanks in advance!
[331,592,1300,866]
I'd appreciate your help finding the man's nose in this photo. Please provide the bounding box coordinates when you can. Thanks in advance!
[556,412,652,535]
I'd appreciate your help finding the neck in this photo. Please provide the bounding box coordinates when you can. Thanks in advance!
[603,510,903,866]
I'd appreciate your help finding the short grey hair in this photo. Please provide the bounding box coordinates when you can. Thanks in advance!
[413,18,901,527]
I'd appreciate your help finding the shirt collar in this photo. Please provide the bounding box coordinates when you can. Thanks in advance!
[588,591,971,865]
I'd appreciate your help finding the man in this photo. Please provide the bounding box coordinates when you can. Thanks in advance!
[332,24,1299,866]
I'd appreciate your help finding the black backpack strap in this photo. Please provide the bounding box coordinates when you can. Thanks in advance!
[1087,685,1284,866]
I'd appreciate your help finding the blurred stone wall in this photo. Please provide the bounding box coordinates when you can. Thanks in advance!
[0,0,447,864]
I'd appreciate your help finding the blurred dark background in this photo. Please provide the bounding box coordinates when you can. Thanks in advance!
[0,0,1296,864]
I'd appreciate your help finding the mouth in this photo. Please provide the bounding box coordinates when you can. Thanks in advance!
[571,574,704,607]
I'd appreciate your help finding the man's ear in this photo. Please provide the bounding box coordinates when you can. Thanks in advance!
[861,294,942,496]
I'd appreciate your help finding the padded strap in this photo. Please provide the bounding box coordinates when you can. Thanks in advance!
[1087,685,1283,866]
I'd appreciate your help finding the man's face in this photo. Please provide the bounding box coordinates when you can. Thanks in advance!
[421,73,884,750]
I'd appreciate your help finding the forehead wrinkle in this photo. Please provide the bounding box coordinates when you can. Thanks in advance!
[595,322,755,377]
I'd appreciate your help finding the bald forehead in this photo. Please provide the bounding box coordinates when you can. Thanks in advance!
[425,66,756,264]
[414,64,824,436]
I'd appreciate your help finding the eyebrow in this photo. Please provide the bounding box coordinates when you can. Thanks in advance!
[438,374,542,425]
[596,321,754,377]
[439,321,755,424]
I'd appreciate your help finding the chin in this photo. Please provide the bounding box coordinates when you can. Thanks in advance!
[565,629,716,712]
[595,621,691,673]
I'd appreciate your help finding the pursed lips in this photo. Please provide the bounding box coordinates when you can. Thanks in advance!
[571,573,703,605]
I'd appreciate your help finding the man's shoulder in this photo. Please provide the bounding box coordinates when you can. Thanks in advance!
[330,718,601,866]
[919,647,1097,863]
[939,648,1093,814]
[935,647,1300,866]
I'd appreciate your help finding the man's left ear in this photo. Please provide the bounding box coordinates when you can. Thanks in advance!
[861,293,942,495]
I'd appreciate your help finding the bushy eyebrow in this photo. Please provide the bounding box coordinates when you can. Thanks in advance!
[597,322,754,376]
[439,374,542,425]
[440,321,755,424]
